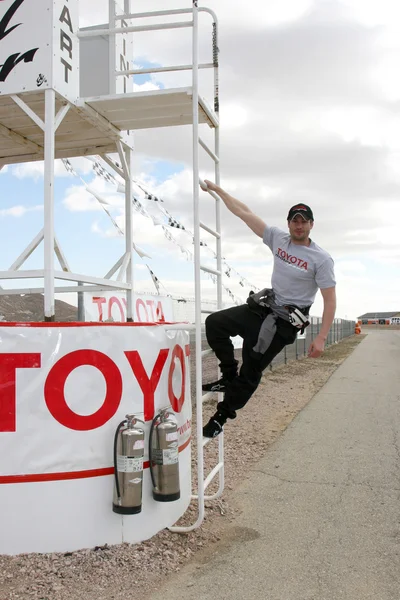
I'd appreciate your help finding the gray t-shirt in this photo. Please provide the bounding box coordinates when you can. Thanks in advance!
[263,226,336,308]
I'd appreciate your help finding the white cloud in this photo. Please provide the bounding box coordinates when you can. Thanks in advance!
[63,173,125,213]
[133,82,161,92]
[63,185,106,212]
[11,158,93,181]
[0,205,43,218]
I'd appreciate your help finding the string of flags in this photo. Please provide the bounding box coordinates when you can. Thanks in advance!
[62,158,162,295]
[91,156,257,298]
[92,160,118,186]
[62,159,124,236]
[62,156,258,300]
[146,265,160,294]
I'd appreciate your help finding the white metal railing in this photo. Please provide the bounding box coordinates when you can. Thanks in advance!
[167,3,224,533]
[77,6,220,116]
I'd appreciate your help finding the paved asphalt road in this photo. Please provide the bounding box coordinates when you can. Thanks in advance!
[150,330,400,600]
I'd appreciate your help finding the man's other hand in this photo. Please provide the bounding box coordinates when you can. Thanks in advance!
[308,335,325,358]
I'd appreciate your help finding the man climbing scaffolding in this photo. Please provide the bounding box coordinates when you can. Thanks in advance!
[200,180,336,438]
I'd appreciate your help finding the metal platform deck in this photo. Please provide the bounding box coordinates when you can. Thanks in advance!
[0,87,218,166]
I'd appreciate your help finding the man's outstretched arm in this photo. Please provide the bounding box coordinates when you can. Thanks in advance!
[202,180,266,238]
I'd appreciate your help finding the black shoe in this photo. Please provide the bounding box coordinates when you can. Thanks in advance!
[203,413,226,438]
[202,376,234,393]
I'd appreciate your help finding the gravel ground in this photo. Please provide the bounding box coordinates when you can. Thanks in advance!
[0,335,365,600]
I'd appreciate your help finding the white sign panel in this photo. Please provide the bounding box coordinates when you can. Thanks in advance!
[84,292,175,323]
[52,0,80,101]
[0,0,79,99]
[0,323,192,555]
[0,0,52,95]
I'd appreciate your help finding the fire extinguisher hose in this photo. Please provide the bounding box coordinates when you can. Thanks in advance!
[149,415,158,489]
[113,420,127,502]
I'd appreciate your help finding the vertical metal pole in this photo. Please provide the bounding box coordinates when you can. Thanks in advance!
[125,145,134,321]
[215,133,222,309]
[213,17,224,497]
[284,346,287,364]
[44,89,56,321]
[77,282,85,322]
[192,0,205,527]
[295,336,298,360]
[109,0,116,94]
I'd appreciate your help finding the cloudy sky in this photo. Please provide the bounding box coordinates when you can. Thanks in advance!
[2,0,400,320]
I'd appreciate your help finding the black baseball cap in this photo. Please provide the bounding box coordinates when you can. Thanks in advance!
[287,203,314,222]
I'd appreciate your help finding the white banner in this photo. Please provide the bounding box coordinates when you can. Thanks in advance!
[0,323,192,555]
[84,292,175,323]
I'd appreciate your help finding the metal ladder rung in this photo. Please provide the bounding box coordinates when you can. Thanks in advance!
[198,136,220,163]
[201,391,215,404]
[190,462,223,499]
[204,462,224,491]
[200,221,220,238]
[125,63,214,76]
[202,432,222,448]
[201,348,213,358]
[200,264,221,276]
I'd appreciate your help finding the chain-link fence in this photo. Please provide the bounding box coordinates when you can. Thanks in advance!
[271,317,356,368]
[190,317,356,400]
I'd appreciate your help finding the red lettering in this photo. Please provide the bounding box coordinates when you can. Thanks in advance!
[44,350,122,431]
[124,349,169,421]
[146,300,155,321]
[276,249,308,271]
[108,296,126,322]
[92,297,107,321]
[156,301,166,323]
[0,353,41,432]
[168,345,186,413]
[136,299,149,322]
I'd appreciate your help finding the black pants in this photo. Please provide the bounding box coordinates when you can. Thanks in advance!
[205,304,297,419]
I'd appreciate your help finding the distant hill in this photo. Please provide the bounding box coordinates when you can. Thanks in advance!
[0,294,78,322]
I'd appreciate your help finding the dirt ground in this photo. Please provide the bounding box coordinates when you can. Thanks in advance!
[0,334,366,600]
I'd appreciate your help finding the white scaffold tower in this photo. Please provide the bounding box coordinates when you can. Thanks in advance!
[0,0,224,534]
